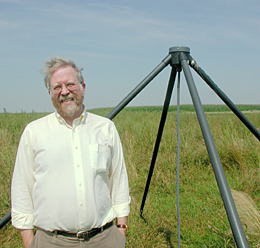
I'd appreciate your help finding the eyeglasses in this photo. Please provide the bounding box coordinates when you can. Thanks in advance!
[49,81,81,94]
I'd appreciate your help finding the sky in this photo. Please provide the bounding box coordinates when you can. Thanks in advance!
[0,0,260,113]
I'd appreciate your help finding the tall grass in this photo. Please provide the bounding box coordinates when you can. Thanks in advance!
[0,106,260,247]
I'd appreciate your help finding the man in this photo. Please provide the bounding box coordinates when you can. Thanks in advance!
[11,56,130,248]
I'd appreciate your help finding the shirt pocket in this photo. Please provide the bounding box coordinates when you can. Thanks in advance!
[89,144,111,172]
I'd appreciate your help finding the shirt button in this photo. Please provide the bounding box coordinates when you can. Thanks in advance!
[75,146,78,149]
[77,164,80,167]
[79,183,82,186]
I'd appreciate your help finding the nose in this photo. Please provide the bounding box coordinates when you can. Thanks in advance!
[60,84,70,95]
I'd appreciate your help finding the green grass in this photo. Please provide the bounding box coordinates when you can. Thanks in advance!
[1,105,260,247]
[91,104,260,114]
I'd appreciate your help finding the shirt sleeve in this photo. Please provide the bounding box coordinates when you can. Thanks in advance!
[109,123,131,218]
[11,126,35,229]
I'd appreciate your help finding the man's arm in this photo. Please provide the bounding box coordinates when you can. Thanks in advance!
[19,229,34,248]
[12,127,35,247]
[110,123,130,237]
[116,216,128,237]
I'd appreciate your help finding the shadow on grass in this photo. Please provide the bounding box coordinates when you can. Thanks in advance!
[140,214,174,247]
[158,228,174,248]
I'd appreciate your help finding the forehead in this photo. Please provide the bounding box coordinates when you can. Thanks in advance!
[50,66,77,85]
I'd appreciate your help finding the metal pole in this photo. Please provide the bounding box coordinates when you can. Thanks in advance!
[140,67,177,216]
[180,52,249,248]
[106,54,172,120]
[189,57,260,141]
[176,71,181,248]
[0,211,11,229]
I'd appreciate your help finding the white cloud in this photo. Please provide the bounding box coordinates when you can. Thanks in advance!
[0,20,19,29]
[2,0,259,52]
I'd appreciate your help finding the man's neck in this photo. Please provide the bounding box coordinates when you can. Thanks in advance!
[61,105,84,127]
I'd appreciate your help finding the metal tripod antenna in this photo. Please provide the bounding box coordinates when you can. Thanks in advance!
[137,47,251,247]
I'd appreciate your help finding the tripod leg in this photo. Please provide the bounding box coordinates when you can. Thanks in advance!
[0,211,11,229]
[106,54,172,120]
[180,53,249,248]
[140,66,177,217]
[189,56,260,141]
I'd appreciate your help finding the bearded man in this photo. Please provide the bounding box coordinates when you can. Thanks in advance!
[11,56,130,248]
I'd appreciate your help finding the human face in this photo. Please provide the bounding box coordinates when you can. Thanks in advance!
[49,66,85,120]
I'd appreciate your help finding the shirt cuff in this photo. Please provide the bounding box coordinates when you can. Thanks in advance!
[112,197,131,217]
[11,208,34,229]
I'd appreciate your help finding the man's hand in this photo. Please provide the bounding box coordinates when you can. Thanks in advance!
[19,229,34,248]
[117,227,127,237]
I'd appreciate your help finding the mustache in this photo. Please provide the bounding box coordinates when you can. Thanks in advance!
[59,94,75,103]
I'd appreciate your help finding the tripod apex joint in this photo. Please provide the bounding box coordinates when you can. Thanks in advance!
[168,47,196,69]
[169,46,191,67]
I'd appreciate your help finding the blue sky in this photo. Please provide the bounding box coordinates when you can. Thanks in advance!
[1,0,260,113]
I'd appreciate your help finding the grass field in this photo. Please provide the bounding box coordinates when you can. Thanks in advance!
[0,105,260,247]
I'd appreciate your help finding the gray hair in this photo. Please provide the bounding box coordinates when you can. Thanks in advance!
[41,56,84,89]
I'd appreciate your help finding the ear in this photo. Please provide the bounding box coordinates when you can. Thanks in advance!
[81,82,86,93]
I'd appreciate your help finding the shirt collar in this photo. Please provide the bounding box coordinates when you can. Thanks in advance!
[55,108,86,128]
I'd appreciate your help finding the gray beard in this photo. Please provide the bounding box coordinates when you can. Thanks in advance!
[59,103,80,118]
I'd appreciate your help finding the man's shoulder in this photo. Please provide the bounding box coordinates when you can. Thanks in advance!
[86,112,113,125]
[26,112,56,127]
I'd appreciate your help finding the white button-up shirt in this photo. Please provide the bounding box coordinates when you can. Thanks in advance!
[11,111,130,232]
